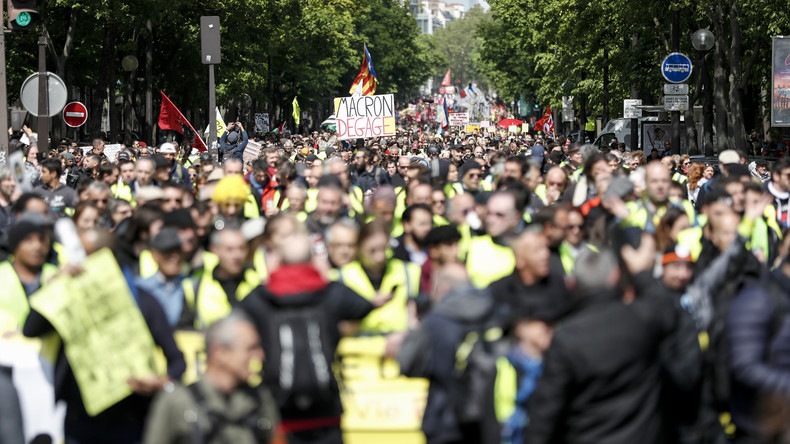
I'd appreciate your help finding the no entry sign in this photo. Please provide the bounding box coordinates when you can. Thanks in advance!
[63,102,88,127]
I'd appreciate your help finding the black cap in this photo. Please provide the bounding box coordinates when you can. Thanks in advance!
[150,227,183,252]
[152,154,170,169]
[162,209,196,229]
[306,153,318,162]
[459,159,483,178]
[118,152,131,161]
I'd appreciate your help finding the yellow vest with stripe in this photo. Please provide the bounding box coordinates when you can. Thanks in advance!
[672,172,688,185]
[558,241,598,275]
[186,267,261,329]
[0,261,61,362]
[534,184,548,206]
[329,259,420,334]
[466,235,515,288]
[139,249,159,279]
[304,188,319,213]
[349,186,365,217]
[621,199,696,233]
[445,182,464,199]
[111,182,136,206]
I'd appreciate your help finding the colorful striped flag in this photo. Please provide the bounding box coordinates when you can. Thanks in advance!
[349,44,378,96]
[439,97,449,129]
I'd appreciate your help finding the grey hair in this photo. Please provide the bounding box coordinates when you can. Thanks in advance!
[223,158,243,170]
[572,248,619,294]
[279,233,312,265]
[525,158,542,179]
[580,144,600,162]
[209,226,243,248]
[325,218,359,244]
[286,183,308,199]
[0,166,12,181]
[205,311,255,353]
[87,181,110,194]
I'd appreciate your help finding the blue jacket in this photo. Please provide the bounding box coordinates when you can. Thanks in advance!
[728,268,790,435]
[220,130,249,161]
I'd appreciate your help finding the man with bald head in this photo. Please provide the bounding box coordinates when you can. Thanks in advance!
[490,228,570,324]
[535,167,567,207]
[619,161,695,233]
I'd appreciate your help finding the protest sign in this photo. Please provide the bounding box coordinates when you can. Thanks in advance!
[480,120,490,128]
[255,113,270,133]
[9,150,30,192]
[81,144,122,162]
[29,248,159,416]
[465,125,480,133]
[448,112,469,126]
[334,94,396,140]
[243,140,262,165]
[336,337,427,443]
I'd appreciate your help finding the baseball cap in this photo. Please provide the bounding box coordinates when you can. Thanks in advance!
[662,244,694,265]
[159,142,177,154]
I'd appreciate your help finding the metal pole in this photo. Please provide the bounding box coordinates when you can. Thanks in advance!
[208,64,217,164]
[0,0,8,165]
[37,35,48,151]
[670,4,681,155]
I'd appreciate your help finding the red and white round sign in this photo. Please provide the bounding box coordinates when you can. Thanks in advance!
[63,101,88,127]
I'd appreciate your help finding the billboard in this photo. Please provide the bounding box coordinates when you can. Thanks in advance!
[772,36,790,127]
[334,94,397,140]
[641,121,688,155]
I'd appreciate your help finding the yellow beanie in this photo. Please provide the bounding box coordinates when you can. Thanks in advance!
[212,175,250,203]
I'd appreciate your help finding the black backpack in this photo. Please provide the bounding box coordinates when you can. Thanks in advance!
[186,383,273,444]
[451,319,503,442]
[264,301,335,416]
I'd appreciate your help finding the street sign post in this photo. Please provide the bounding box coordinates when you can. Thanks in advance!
[63,102,88,127]
[661,53,693,83]
[664,95,689,111]
[20,72,67,117]
[201,16,221,162]
[624,99,643,118]
[664,83,689,95]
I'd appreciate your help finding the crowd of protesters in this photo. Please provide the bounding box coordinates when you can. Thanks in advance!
[1,119,790,444]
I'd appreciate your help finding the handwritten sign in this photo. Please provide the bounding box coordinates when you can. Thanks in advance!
[29,248,159,416]
[448,113,469,126]
[81,144,123,163]
[337,337,427,442]
[334,94,396,140]
[243,140,262,165]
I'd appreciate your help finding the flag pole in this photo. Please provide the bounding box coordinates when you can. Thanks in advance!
[161,91,208,151]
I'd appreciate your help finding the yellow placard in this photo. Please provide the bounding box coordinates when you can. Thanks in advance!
[337,337,427,443]
[29,249,159,416]
[465,125,480,133]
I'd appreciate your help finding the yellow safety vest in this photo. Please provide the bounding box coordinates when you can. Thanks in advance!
[622,199,696,233]
[304,188,319,214]
[253,248,269,283]
[186,267,261,329]
[329,259,420,334]
[349,186,365,217]
[0,261,60,362]
[139,249,159,279]
[111,182,136,206]
[466,235,515,288]
[445,182,464,199]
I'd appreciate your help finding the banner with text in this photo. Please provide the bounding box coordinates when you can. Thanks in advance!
[448,112,469,126]
[334,94,396,140]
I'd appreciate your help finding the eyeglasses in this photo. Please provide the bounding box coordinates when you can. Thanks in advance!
[565,224,583,231]
[682,162,691,166]
[90,199,108,204]
[434,199,446,205]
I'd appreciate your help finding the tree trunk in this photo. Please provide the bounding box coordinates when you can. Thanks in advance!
[710,1,731,153]
[90,25,116,140]
[602,47,610,124]
[579,71,587,144]
[727,0,746,153]
[146,19,154,145]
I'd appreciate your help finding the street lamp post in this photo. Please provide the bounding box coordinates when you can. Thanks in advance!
[691,29,715,155]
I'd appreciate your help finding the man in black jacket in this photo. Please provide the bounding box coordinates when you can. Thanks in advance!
[525,233,701,444]
[238,233,385,444]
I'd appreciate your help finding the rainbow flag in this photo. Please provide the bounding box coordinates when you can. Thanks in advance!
[349,44,378,96]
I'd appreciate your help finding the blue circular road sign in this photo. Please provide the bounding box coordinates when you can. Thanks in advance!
[661,52,693,83]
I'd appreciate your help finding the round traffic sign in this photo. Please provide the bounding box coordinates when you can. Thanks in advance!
[63,102,88,127]
[661,52,693,83]
[20,72,68,117]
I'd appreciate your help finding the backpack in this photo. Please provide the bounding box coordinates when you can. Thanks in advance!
[186,383,272,444]
[265,301,335,416]
[451,318,503,441]
[709,275,789,408]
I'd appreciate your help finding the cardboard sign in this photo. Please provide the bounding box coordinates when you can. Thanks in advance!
[243,140,262,165]
[255,113,270,133]
[29,249,159,416]
[334,94,397,140]
[480,120,490,128]
[81,143,123,162]
[448,112,469,126]
[465,125,480,133]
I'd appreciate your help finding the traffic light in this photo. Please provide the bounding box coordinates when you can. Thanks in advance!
[7,0,39,31]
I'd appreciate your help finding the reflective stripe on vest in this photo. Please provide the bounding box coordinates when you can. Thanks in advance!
[189,267,260,329]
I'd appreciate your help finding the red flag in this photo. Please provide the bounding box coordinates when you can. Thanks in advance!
[441,69,451,86]
[192,134,207,151]
[534,106,554,135]
[459,89,467,99]
[158,91,208,151]
[158,92,187,134]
